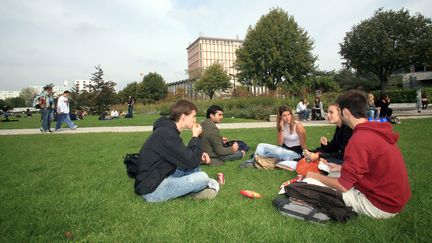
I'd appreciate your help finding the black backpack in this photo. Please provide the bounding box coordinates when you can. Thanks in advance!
[123,153,139,179]
[224,140,250,151]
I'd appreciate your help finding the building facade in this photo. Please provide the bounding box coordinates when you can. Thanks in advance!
[73,80,96,92]
[187,36,243,80]
[0,90,20,100]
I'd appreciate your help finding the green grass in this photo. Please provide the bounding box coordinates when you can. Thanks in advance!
[0,113,257,130]
[0,119,431,242]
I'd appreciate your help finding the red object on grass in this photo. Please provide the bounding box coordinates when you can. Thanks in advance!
[240,190,262,199]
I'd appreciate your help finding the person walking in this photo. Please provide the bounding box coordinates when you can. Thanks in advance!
[36,85,55,133]
[55,90,78,131]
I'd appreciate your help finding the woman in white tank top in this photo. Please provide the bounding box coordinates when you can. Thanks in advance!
[245,106,307,167]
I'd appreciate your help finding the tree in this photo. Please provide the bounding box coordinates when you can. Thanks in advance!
[118,82,139,103]
[0,99,6,109]
[137,72,168,103]
[87,65,117,113]
[19,87,38,107]
[194,63,231,99]
[340,8,432,94]
[236,7,316,91]
[5,97,25,108]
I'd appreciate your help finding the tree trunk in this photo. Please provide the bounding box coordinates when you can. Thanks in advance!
[379,74,388,96]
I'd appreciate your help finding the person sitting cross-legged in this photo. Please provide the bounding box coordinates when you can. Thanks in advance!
[199,105,245,166]
[135,100,219,203]
[304,90,411,219]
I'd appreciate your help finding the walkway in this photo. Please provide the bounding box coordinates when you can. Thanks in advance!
[1,108,431,136]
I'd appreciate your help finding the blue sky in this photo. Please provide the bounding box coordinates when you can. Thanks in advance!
[0,0,430,91]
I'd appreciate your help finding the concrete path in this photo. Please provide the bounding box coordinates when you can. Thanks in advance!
[1,112,431,136]
[0,120,333,136]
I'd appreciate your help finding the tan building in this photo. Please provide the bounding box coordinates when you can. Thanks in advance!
[187,36,243,80]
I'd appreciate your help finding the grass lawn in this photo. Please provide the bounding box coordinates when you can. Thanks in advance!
[0,119,431,242]
[0,113,258,130]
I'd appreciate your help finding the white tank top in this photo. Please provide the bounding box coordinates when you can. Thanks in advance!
[283,123,300,147]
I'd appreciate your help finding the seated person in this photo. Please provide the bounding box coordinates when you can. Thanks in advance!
[242,106,306,168]
[375,94,392,119]
[135,100,219,202]
[26,109,33,118]
[366,93,379,120]
[110,108,120,119]
[304,90,410,219]
[311,96,325,120]
[2,106,10,121]
[98,111,111,120]
[297,104,353,177]
[296,98,310,121]
[200,105,245,165]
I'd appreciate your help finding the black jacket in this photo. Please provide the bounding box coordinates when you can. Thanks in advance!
[134,117,202,195]
[315,124,352,161]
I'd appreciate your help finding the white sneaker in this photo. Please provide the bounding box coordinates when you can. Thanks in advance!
[72,125,78,130]
[55,128,63,131]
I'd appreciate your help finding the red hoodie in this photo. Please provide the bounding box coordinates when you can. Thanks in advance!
[338,121,411,213]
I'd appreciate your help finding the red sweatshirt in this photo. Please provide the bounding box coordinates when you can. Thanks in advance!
[338,121,411,213]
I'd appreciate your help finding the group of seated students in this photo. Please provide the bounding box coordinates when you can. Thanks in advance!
[133,90,410,221]
[367,93,393,120]
[295,97,325,121]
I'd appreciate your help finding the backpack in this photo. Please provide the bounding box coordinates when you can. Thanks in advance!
[273,182,357,223]
[273,195,332,223]
[123,153,139,178]
[224,140,250,151]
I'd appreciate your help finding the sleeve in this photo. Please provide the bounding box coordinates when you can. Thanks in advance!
[337,138,370,190]
[159,131,202,169]
[208,127,233,156]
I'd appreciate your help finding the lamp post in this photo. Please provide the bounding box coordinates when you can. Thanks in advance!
[229,73,236,97]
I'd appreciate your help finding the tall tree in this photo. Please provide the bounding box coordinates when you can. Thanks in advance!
[137,72,167,103]
[236,7,316,91]
[19,87,38,106]
[118,82,139,103]
[194,63,231,99]
[340,8,432,94]
[88,65,117,113]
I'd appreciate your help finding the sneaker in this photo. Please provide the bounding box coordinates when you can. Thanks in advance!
[55,128,63,131]
[40,128,47,134]
[72,125,78,130]
[240,160,255,169]
[191,188,217,200]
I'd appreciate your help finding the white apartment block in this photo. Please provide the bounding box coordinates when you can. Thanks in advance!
[0,90,20,100]
[187,36,243,80]
[73,80,96,92]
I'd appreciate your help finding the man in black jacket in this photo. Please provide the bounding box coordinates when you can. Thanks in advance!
[135,100,219,202]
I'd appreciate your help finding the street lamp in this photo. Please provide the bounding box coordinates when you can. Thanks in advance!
[229,73,236,97]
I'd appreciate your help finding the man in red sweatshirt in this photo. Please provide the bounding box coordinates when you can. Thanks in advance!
[305,90,411,219]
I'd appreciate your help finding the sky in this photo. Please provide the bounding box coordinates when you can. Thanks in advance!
[0,0,431,91]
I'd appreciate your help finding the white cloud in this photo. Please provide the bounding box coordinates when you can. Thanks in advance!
[0,0,430,90]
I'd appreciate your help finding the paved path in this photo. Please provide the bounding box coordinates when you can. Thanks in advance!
[0,120,333,136]
[1,112,431,136]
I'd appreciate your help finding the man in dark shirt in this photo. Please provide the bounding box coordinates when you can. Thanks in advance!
[135,100,219,202]
[200,105,245,165]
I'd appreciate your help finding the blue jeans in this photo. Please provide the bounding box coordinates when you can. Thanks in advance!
[142,167,210,203]
[127,106,133,118]
[41,108,53,131]
[254,143,301,161]
[56,113,76,129]
[298,109,310,120]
